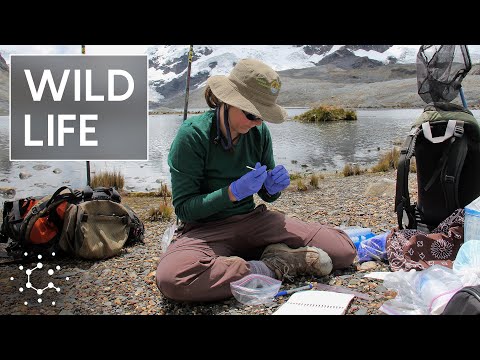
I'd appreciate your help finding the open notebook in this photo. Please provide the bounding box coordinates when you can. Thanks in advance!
[273,290,355,315]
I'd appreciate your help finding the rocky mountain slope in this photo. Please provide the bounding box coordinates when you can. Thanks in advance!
[0,54,8,115]
[156,63,480,110]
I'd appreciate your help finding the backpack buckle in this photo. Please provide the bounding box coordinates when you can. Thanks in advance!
[445,175,455,183]
[454,125,464,137]
[31,206,38,215]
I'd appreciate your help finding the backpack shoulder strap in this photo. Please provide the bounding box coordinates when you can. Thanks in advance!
[423,120,464,192]
[46,186,82,207]
[442,121,468,211]
[395,127,420,229]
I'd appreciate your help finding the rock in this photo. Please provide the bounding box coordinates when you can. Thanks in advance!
[59,309,74,315]
[359,261,378,271]
[364,178,396,198]
[0,187,16,198]
[53,168,62,174]
[19,172,32,179]
[354,307,368,315]
[33,165,51,171]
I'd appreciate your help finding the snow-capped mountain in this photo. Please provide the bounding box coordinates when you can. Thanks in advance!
[147,45,418,103]
[147,45,480,106]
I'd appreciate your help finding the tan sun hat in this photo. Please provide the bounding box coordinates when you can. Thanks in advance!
[206,58,288,124]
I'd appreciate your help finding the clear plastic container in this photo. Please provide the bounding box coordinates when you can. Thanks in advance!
[465,195,480,242]
[230,274,282,306]
[453,240,480,273]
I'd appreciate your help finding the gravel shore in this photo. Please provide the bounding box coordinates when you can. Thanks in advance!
[0,169,417,315]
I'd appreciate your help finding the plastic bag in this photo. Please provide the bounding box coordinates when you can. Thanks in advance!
[381,265,464,315]
[161,224,177,252]
[357,232,389,263]
[414,266,464,314]
[230,274,282,306]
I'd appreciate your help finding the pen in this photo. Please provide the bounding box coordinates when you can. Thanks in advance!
[275,283,313,297]
[246,165,256,170]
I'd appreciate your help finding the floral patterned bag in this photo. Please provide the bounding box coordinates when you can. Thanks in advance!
[386,209,464,272]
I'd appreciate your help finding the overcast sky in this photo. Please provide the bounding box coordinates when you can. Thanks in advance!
[0,45,152,62]
[2,45,480,64]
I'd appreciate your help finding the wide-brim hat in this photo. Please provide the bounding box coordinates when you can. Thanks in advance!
[206,58,288,124]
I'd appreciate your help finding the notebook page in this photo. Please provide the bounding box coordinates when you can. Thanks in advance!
[273,290,355,315]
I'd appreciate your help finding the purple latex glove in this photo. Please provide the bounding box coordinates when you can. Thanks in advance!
[230,162,267,201]
[264,165,290,195]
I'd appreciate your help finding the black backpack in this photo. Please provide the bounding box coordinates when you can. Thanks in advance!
[395,45,480,232]
[442,285,480,315]
[395,103,480,232]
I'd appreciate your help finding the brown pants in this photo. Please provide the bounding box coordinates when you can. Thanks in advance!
[156,204,356,302]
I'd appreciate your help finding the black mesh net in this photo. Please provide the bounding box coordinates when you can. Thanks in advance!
[417,45,472,104]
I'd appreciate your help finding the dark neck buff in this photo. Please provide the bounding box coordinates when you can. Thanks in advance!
[215,104,239,151]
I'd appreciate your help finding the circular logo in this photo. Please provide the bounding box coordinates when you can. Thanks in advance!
[270,80,281,94]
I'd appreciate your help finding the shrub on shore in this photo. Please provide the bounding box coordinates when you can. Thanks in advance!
[290,172,303,180]
[294,105,357,123]
[296,179,308,191]
[343,163,363,177]
[370,147,417,173]
[128,182,172,198]
[310,173,322,188]
[91,170,124,190]
[148,195,174,221]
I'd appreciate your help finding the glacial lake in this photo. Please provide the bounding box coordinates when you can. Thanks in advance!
[1,108,479,204]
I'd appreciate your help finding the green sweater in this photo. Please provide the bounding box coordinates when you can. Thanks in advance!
[168,110,281,223]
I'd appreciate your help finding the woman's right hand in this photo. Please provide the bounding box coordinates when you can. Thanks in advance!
[229,162,267,201]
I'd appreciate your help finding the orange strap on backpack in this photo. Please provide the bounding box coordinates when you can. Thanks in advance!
[22,199,38,218]
[29,201,68,244]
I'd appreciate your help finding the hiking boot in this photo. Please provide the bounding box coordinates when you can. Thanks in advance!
[260,243,333,282]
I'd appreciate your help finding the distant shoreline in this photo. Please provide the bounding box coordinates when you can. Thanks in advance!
[1,105,478,118]
[147,106,428,116]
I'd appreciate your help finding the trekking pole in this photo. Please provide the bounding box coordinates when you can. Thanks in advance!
[459,87,468,109]
[82,44,91,186]
[459,45,471,110]
[183,45,194,121]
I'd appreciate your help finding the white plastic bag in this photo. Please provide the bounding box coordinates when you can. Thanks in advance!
[161,224,177,252]
[414,266,464,314]
[381,265,464,315]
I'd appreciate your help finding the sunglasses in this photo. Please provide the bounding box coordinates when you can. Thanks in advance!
[242,110,262,121]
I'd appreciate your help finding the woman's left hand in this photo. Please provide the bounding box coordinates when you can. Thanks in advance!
[264,165,290,195]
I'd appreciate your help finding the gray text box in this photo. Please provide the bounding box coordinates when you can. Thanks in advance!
[10,55,148,160]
